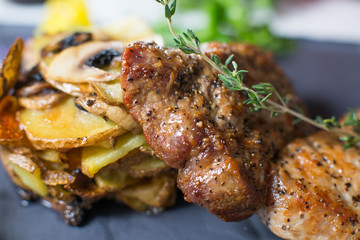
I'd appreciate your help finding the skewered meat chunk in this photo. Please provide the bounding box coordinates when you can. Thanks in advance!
[257,131,360,239]
[121,41,306,221]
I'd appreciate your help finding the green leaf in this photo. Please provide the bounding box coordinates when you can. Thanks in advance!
[218,74,241,91]
[292,118,302,125]
[168,0,177,16]
[212,54,221,66]
[220,66,232,75]
[165,4,172,19]
[232,61,238,71]
[225,54,234,66]
[178,35,186,46]
[179,46,196,54]
[187,29,196,39]
[183,32,192,41]
[339,136,357,149]
[155,0,164,4]
[252,83,274,95]
[173,38,181,45]
[194,36,200,48]
[261,93,272,102]
[294,106,303,114]
[316,116,341,129]
[344,108,360,127]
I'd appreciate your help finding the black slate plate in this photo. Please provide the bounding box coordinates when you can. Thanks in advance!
[1,25,360,240]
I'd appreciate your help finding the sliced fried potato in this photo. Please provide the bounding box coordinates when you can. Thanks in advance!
[36,149,64,163]
[129,156,169,178]
[91,79,123,105]
[94,169,138,191]
[116,174,177,211]
[39,41,123,83]
[19,97,125,150]
[81,132,146,177]
[75,94,141,132]
[0,38,23,99]
[0,96,24,145]
[0,147,48,197]
[9,163,49,197]
[43,170,75,186]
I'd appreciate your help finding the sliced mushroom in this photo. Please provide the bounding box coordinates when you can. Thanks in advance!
[19,97,125,150]
[19,90,67,110]
[41,32,93,58]
[75,94,141,132]
[39,41,124,83]
[0,38,23,99]
[16,65,47,94]
[16,81,52,98]
[16,69,67,109]
[45,78,94,97]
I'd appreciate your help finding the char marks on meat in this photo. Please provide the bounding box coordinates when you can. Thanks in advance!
[121,41,305,221]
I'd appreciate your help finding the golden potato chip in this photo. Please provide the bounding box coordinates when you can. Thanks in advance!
[0,38,23,99]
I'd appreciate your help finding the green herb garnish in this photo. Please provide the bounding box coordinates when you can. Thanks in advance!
[155,0,360,149]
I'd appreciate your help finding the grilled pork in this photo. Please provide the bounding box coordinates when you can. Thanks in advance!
[121,41,306,221]
[257,131,360,239]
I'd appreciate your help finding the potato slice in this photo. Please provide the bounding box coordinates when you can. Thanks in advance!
[36,149,64,163]
[0,38,23,99]
[94,169,138,191]
[91,79,123,105]
[43,170,75,186]
[129,156,169,178]
[0,96,24,145]
[39,41,123,83]
[81,132,146,177]
[1,148,48,197]
[19,97,125,150]
[116,174,177,211]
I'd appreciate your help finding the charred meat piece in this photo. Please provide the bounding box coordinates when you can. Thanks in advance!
[121,42,305,221]
[257,131,360,239]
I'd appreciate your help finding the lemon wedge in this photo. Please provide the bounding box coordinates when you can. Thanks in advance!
[37,0,91,35]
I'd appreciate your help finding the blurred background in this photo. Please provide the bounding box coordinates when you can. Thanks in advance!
[0,0,360,49]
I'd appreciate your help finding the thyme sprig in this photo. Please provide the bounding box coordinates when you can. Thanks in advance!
[155,0,360,148]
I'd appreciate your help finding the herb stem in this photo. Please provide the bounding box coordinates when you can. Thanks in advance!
[156,0,360,148]
[267,99,328,130]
